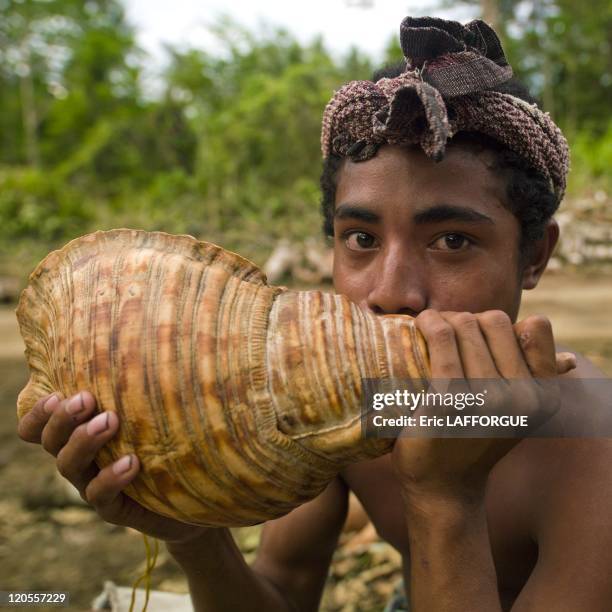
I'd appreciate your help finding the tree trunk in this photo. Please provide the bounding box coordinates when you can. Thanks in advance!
[19,40,40,167]
[481,0,501,30]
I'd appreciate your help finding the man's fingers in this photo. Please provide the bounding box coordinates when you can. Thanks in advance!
[475,311,531,379]
[514,316,557,378]
[556,351,577,375]
[85,454,140,523]
[439,311,500,378]
[55,410,120,493]
[17,393,63,443]
[40,392,97,456]
[415,310,464,379]
[84,457,206,541]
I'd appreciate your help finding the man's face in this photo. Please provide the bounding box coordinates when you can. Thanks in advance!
[332,144,526,321]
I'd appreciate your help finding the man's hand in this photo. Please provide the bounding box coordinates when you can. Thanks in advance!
[17,391,208,545]
[392,309,574,504]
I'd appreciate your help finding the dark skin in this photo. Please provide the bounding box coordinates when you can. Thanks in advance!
[18,144,612,611]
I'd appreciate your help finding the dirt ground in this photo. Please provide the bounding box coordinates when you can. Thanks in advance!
[1,271,611,611]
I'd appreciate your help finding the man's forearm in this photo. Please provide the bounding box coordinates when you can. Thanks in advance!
[403,492,503,612]
[167,528,296,612]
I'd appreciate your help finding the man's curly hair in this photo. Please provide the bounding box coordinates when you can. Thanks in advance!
[320,62,560,259]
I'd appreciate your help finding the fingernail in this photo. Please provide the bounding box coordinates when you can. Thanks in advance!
[113,455,133,475]
[66,393,85,416]
[43,395,60,414]
[87,412,109,436]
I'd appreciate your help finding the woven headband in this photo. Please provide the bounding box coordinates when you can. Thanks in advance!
[321,17,570,200]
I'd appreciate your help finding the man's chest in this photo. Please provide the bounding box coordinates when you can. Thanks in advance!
[340,452,538,601]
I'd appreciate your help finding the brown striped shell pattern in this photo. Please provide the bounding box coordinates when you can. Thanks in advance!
[16,230,430,527]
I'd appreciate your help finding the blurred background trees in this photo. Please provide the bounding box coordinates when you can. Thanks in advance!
[0,0,610,271]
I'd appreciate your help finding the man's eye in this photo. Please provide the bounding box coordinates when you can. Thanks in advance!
[431,233,471,251]
[345,231,379,251]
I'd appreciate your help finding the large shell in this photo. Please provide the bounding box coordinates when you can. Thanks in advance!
[17,230,430,526]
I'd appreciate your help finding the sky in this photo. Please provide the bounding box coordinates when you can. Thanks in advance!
[123,0,475,66]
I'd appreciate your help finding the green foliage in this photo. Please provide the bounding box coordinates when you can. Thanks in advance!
[0,166,92,240]
[381,35,404,66]
[0,2,609,274]
[566,123,612,195]
[504,0,612,130]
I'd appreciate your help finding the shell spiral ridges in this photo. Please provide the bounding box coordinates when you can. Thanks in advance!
[17,229,429,526]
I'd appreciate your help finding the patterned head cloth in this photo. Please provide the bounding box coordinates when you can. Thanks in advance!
[321,17,570,201]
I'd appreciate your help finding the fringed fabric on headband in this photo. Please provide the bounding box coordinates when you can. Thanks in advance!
[320,17,569,201]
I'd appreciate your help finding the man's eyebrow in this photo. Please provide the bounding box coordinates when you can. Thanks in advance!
[334,204,380,223]
[413,204,494,225]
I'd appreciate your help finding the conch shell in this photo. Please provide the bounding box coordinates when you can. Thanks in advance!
[17,230,430,527]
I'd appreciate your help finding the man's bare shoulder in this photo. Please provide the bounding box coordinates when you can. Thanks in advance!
[490,348,611,529]
[507,348,612,530]
[557,343,608,379]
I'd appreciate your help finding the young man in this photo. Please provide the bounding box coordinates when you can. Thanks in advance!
[18,17,612,612]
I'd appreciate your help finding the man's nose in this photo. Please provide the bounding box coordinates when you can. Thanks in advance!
[364,252,427,317]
